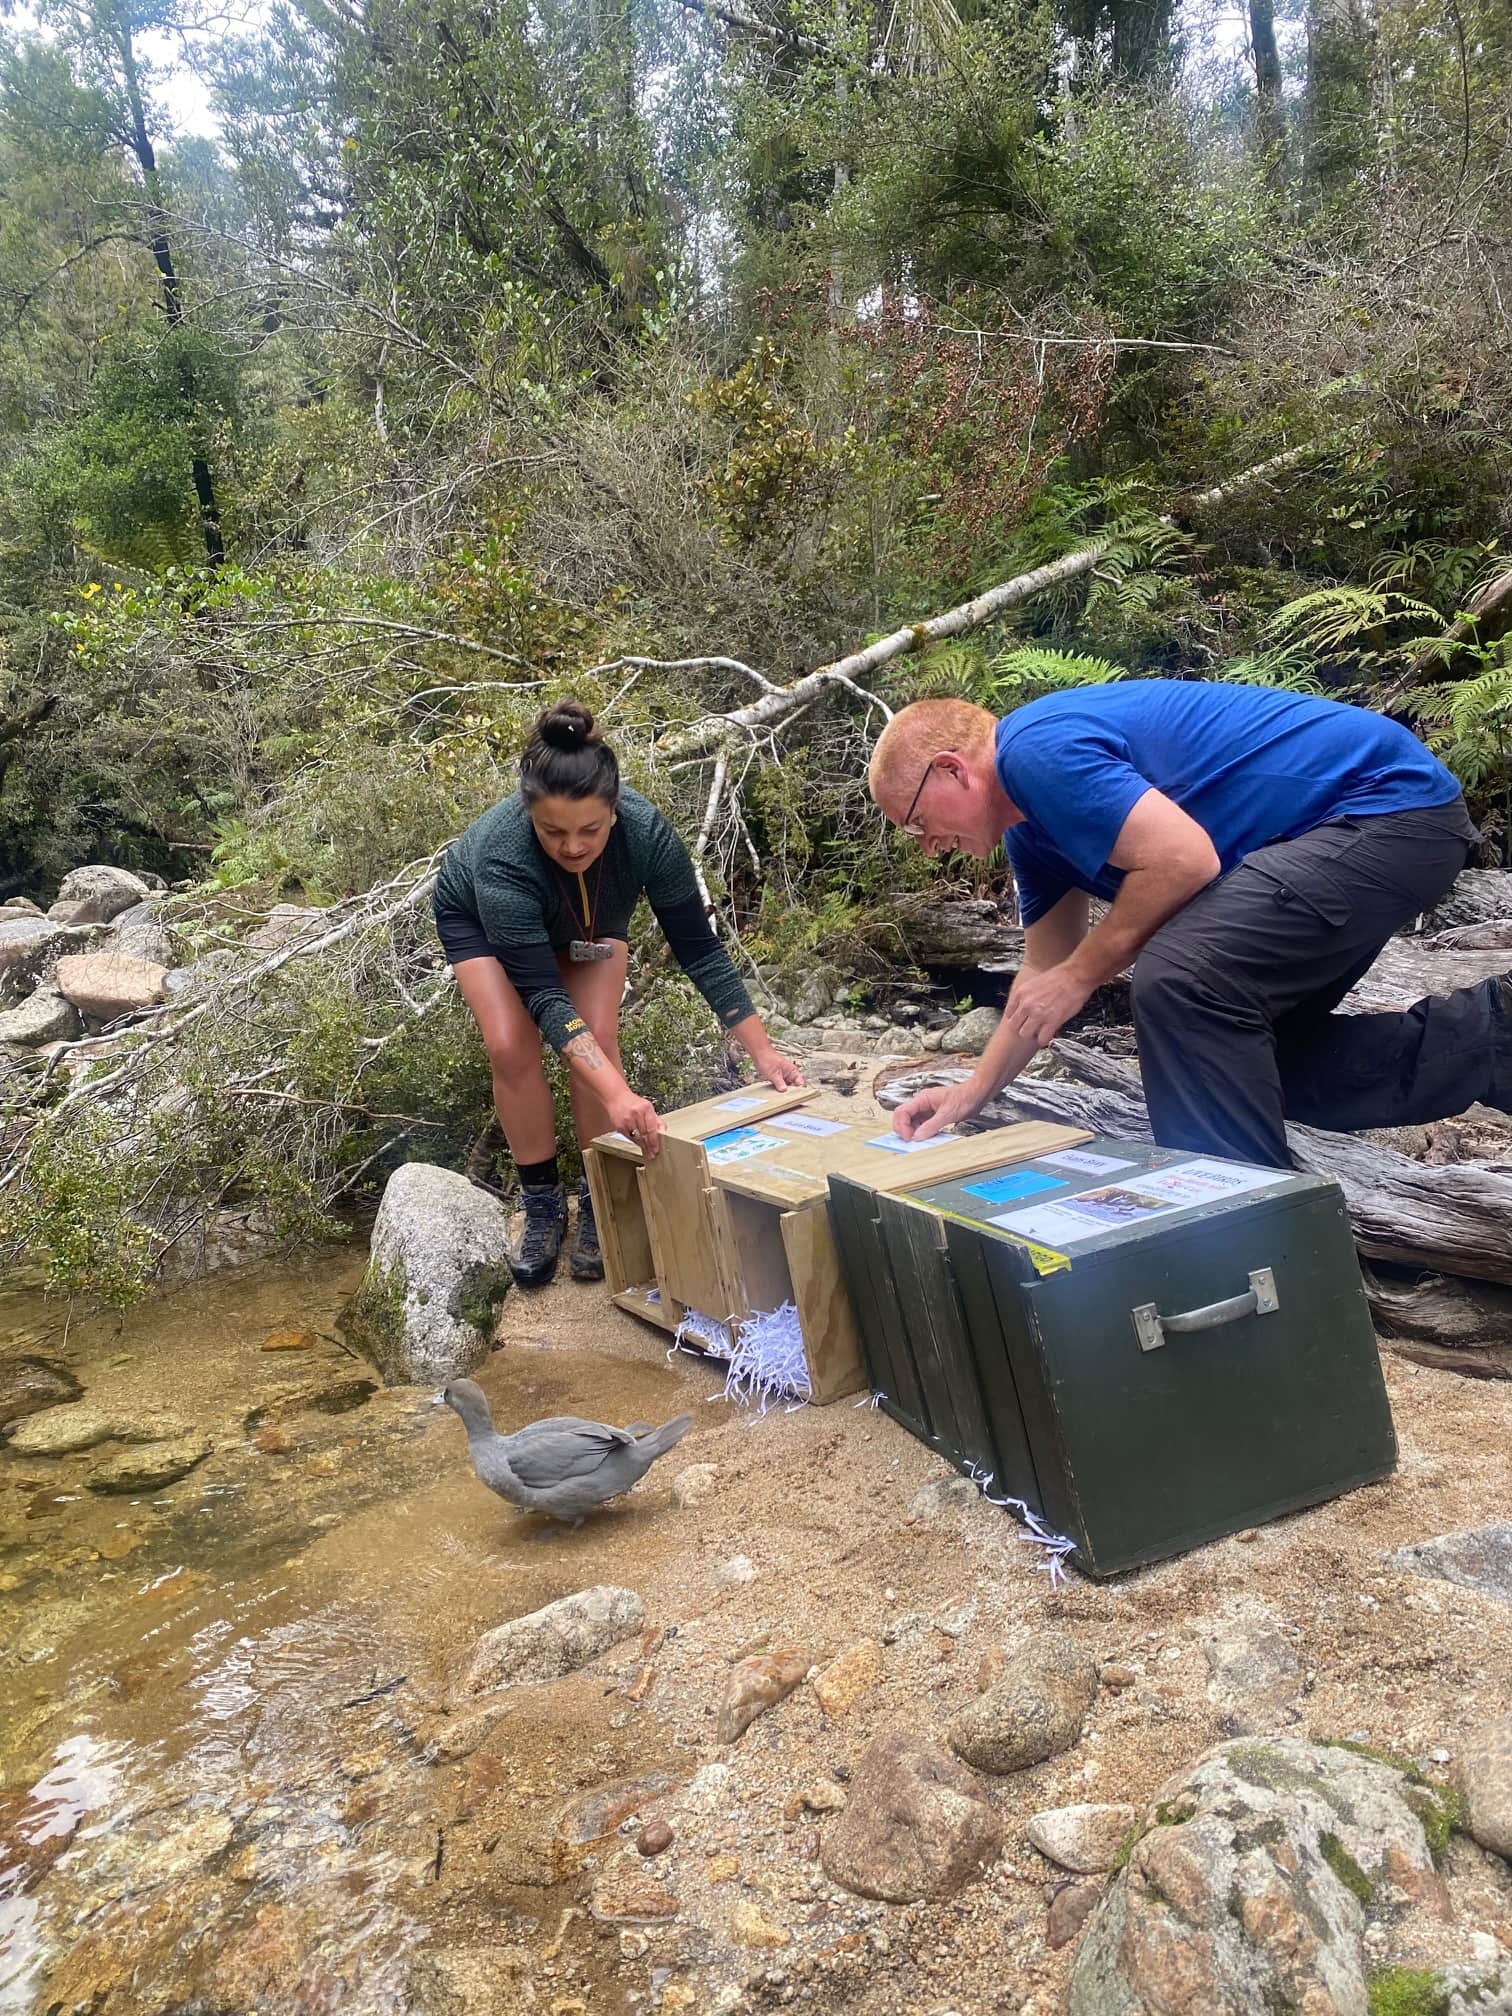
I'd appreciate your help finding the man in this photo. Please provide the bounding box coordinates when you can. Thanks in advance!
[869,680,1508,1168]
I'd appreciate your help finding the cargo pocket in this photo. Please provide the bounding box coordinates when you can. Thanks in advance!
[1241,821,1366,929]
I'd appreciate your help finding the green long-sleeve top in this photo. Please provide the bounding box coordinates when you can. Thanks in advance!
[435,786,756,1052]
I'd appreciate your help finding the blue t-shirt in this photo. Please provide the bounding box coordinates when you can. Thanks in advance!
[996,680,1461,927]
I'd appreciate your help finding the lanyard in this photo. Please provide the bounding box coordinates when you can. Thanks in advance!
[568,856,606,940]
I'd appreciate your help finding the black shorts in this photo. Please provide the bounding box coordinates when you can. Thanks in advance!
[432,886,630,968]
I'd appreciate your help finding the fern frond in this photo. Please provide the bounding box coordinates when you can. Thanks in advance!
[1212,651,1327,694]
[1263,588,1439,656]
[986,645,1128,709]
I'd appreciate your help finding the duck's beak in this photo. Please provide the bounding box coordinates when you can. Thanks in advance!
[431,1390,447,1407]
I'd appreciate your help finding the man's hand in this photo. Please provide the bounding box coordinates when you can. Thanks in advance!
[892,1081,984,1143]
[1000,966,1095,1051]
[750,1045,805,1089]
[607,1089,666,1159]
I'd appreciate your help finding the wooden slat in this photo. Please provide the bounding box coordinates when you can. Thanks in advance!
[642,1134,739,1319]
[659,1085,814,1143]
[636,1166,686,1330]
[583,1146,649,1298]
[780,1202,864,1405]
[612,1284,681,1334]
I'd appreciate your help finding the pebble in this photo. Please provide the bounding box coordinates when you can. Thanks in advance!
[783,1779,847,1820]
[1025,1802,1136,1874]
[672,1463,718,1508]
[589,1862,678,1924]
[717,1649,810,1744]
[730,1900,790,1949]
[637,1819,673,1857]
[1100,1664,1136,1691]
[716,1554,757,1584]
[812,1639,884,1717]
[707,1855,740,1883]
[1046,1881,1100,1949]
[946,1631,1097,1774]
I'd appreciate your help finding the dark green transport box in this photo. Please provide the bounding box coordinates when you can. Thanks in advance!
[828,1136,1395,1579]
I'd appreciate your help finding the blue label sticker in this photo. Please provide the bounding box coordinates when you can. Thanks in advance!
[703,1126,758,1151]
[963,1170,1068,1204]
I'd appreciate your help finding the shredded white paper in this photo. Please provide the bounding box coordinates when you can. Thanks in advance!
[722,1301,811,1412]
[670,1307,733,1360]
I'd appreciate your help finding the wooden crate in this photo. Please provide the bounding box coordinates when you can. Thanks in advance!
[584,1089,1090,1405]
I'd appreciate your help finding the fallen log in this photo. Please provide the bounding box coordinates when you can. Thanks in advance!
[1418,867,1512,934]
[1359,1264,1512,1379]
[1341,936,1510,1012]
[872,1038,1512,1311]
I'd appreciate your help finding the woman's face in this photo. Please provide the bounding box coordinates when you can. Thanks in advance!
[528,792,617,873]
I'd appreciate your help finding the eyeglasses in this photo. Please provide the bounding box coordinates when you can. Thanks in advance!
[900,759,935,839]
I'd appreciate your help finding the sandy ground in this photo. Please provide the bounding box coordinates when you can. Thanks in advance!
[3,1058,1511,2014]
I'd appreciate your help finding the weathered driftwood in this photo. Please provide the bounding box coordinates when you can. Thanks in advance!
[872,1037,1512,1304]
[1341,936,1511,1012]
[1418,867,1512,934]
[1360,1264,1512,1379]
[1426,920,1512,952]
[892,895,1024,970]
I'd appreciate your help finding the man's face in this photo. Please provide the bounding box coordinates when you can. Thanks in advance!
[887,752,1002,858]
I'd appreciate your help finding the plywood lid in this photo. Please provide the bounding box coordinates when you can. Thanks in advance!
[711,1114,1093,1207]
[591,1084,815,1160]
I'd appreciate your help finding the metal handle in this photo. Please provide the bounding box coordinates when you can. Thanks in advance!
[1132,1267,1278,1353]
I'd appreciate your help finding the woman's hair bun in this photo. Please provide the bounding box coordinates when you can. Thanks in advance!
[537,700,598,751]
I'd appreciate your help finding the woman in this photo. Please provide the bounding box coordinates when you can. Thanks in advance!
[433,700,803,1287]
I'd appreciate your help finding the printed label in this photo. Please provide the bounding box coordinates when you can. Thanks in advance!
[714,1095,766,1115]
[1126,1158,1291,1207]
[964,1170,1067,1204]
[866,1131,959,1154]
[1039,1149,1137,1175]
[705,1128,786,1166]
[768,1112,850,1138]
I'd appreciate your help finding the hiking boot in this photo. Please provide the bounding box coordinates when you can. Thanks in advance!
[512,1182,567,1287]
[569,1182,603,1283]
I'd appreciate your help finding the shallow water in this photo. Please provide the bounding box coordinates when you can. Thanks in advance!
[0,1252,698,2014]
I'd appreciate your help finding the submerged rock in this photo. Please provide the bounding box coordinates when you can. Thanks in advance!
[1067,1737,1458,2016]
[460,1585,645,1696]
[821,1726,1002,1902]
[7,1403,191,1456]
[87,1433,212,1493]
[0,1355,83,1430]
[338,1162,513,1385]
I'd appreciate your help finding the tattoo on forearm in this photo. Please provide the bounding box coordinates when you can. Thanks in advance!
[563,1031,607,1071]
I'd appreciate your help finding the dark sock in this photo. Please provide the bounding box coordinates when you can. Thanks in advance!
[517,1154,560,1189]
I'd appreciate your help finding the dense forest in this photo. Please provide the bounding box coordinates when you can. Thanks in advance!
[2,0,1510,1299]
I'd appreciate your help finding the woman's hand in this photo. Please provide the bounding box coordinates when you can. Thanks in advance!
[892,1081,983,1143]
[607,1089,666,1159]
[750,1045,805,1090]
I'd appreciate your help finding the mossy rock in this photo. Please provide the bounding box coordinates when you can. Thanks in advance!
[338,1258,412,1383]
[1367,1967,1450,2016]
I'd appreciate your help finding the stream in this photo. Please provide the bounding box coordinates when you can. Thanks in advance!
[0,1250,700,2015]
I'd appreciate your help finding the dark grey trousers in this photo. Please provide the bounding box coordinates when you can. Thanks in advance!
[1131,799,1503,1168]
